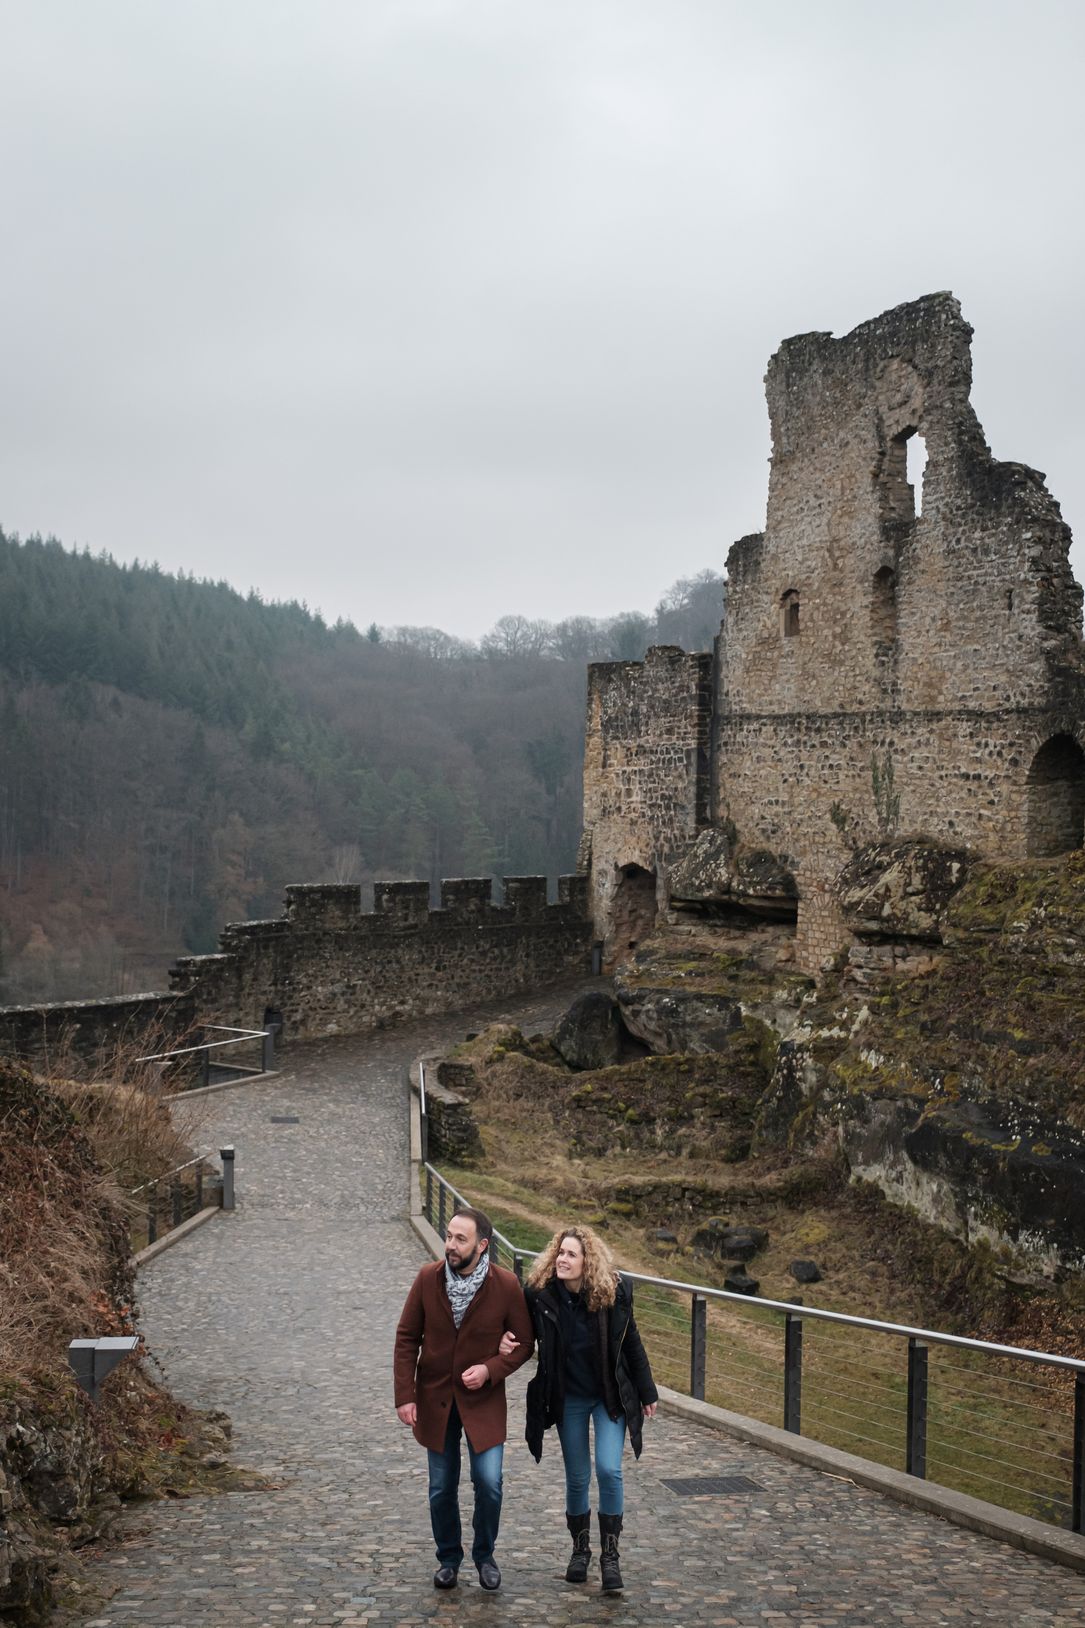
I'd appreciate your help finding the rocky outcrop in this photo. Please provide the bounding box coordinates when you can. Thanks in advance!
[552,991,626,1071]
[842,1091,1085,1267]
[669,829,798,920]
[615,985,744,1055]
[837,840,973,942]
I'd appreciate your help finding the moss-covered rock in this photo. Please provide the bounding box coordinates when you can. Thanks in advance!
[837,839,973,941]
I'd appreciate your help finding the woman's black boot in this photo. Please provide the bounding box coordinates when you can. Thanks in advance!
[598,1513,623,1592]
[564,1511,592,1582]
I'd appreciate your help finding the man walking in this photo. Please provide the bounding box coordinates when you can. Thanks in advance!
[394,1206,534,1592]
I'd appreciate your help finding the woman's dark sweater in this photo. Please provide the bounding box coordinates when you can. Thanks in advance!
[555,1281,599,1398]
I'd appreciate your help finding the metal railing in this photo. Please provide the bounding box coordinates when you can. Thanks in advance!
[421,1160,1085,1534]
[131,1145,236,1249]
[137,1025,274,1089]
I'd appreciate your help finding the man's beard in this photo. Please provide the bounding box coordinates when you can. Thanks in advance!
[446,1243,481,1275]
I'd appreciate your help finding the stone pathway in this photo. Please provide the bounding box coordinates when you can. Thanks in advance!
[73,981,1085,1627]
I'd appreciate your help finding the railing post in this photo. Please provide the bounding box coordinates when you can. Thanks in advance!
[262,1026,274,1073]
[201,1046,210,1088]
[907,1337,929,1478]
[195,1164,203,1209]
[784,1312,803,1434]
[171,1181,183,1229]
[514,1252,524,1284]
[690,1294,707,1401]
[437,1179,447,1241]
[425,1166,434,1225]
[1073,1372,1085,1534]
[147,1191,157,1245]
[220,1146,236,1212]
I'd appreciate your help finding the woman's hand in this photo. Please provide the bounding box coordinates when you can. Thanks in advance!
[498,1331,520,1358]
[642,1402,657,1419]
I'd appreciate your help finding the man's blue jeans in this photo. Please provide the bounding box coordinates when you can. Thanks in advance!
[426,1402,504,1570]
[556,1394,626,1516]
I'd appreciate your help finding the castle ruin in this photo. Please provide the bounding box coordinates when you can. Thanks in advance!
[582,293,1085,971]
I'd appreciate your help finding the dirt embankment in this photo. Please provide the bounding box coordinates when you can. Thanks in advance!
[0,1058,261,1626]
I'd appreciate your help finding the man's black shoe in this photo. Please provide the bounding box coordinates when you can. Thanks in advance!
[477,1560,501,1591]
[433,1565,458,1589]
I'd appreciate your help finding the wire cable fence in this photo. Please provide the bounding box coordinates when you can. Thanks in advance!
[421,1159,1085,1533]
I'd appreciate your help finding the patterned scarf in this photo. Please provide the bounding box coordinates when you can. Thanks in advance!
[444,1248,490,1328]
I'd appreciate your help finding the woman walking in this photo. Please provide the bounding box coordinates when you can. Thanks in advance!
[503,1225,658,1593]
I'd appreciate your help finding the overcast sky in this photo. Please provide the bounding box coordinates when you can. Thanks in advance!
[2,1,1083,640]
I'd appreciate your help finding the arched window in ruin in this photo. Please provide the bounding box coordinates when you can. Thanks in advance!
[780,589,800,637]
[610,863,657,956]
[871,565,897,644]
[1025,735,1085,856]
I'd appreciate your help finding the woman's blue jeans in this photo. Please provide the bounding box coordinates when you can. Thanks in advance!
[426,1402,504,1570]
[556,1394,626,1516]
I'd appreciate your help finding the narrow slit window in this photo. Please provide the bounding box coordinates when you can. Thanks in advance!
[872,565,897,644]
[780,590,800,637]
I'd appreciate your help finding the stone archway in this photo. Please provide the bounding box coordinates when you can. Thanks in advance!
[1025,735,1085,856]
[609,864,657,959]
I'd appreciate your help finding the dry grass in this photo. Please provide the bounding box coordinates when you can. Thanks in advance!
[0,1026,208,1375]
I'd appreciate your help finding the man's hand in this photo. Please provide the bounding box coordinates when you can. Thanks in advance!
[643,1402,658,1420]
[396,1402,417,1426]
[461,1364,490,1390]
[497,1331,520,1358]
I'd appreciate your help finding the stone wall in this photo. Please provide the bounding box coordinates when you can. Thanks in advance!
[169,875,591,1040]
[0,876,591,1069]
[581,293,1085,973]
[581,646,713,958]
[0,991,196,1078]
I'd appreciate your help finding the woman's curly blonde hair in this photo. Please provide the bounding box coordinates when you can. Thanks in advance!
[526,1224,617,1311]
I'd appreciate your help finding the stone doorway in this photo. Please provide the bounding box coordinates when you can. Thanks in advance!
[1025,735,1085,856]
[610,863,657,960]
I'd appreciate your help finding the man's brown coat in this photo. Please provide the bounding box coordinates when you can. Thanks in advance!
[394,1259,534,1452]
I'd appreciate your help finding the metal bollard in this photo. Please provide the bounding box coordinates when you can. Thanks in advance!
[220,1146,236,1211]
[262,1026,275,1073]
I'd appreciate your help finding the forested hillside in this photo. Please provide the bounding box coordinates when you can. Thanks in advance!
[0,532,723,1003]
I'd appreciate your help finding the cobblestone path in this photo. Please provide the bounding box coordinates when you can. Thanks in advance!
[76,982,1085,1627]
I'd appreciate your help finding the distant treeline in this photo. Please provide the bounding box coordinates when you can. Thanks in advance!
[0,530,723,1002]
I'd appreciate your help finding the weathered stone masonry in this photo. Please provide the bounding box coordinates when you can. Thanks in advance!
[582,294,1085,970]
[0,876,591,1071]
[580,646,712,960]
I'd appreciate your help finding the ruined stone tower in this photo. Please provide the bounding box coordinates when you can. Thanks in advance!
[581,293,1085,970]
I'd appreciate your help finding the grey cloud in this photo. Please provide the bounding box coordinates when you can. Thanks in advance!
[1,0,1082,637]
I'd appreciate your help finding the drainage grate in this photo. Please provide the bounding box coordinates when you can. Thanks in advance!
[661,1475,764,1496]
[269,1115,300,1124]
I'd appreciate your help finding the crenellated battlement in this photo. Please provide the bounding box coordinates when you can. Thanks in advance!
[220,874,588,939]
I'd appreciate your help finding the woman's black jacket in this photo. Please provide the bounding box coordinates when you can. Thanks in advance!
[523,1275,658,1463]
